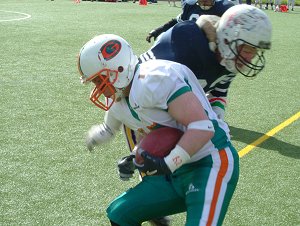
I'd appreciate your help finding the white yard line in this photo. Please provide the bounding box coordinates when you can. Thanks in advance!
[0,10,31,22]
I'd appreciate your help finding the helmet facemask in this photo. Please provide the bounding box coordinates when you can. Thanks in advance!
[217,5,272,78]
[88,69,119,111]
[225,39,266,78]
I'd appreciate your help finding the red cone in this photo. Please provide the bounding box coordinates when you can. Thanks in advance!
[139,0,147,6]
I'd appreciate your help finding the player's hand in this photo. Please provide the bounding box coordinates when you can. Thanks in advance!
[146,30,158,43]
[117,155,136,181]
[134,151,171,176]
[86,124,114,151]
[208,42,217,52]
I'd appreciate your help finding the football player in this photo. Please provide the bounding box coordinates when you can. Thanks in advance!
[86,4,272,167]
[120,7,272,164]
[146,0,234,43]
[79,5,272,226]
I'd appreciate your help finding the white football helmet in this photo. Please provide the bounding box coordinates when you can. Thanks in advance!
[78,34,138,111]
[216,5,272,77]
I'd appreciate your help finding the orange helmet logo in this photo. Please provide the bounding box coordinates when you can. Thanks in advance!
[99,40,121,61]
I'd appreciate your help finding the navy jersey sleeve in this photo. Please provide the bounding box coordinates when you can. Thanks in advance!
[149,18,178,40]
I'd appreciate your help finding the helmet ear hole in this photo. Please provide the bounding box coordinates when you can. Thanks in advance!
[118,66,124,73]
[224,39,230,45]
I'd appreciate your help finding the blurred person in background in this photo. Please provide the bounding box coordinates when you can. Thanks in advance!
[168,0,177,6]
[265,0,274,9]
[287,0,295,10]
[146,0,234,43]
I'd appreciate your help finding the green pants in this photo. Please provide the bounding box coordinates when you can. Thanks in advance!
[107,146,239,226]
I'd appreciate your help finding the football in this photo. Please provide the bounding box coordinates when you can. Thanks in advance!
[135,127,184,165]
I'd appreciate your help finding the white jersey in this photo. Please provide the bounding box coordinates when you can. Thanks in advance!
[109,60,231,162]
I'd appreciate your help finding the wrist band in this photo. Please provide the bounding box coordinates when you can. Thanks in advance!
[164,145,190,173]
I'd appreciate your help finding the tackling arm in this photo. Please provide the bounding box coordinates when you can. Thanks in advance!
[146,18,178,43]
[196,15,220,52]
[207,95,227,121]
[206,73,235,120]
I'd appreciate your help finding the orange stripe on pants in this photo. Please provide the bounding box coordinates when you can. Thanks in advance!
[206,149,229,226]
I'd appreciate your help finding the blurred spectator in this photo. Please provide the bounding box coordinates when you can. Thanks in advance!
[168,0,177,6]
[265,0,274,9]
[255,0,262,8]
[274,0,281,11]
[287,0,294,10]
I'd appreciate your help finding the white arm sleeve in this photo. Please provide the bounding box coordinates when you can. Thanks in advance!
[104,111,122,133]
[85,111,122,151]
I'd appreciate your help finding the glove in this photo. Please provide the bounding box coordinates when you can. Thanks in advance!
[134,151,171,176]
[86,123,114,151]
[208,42,217,52]
[146,30,159,43]
[117,155,136,181]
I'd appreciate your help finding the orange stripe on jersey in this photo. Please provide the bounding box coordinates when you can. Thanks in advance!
[206,149,229,226]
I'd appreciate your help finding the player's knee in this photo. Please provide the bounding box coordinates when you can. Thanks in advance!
[106,199,141,226]
[106,202,122,225]
[109,220,120,226]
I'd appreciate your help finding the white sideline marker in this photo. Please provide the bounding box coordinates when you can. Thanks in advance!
[0,10,31,22]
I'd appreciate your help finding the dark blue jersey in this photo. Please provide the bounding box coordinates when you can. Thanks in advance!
[148,0,234,50]
[180,0,234,22]
[139,21,235,99]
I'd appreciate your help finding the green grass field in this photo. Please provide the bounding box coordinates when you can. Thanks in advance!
[0,1,299,225]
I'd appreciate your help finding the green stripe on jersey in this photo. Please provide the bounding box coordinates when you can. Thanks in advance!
[210,119,231,149]
[125,97,140,121]
[211,101,225,110]
[167,86,191,104]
